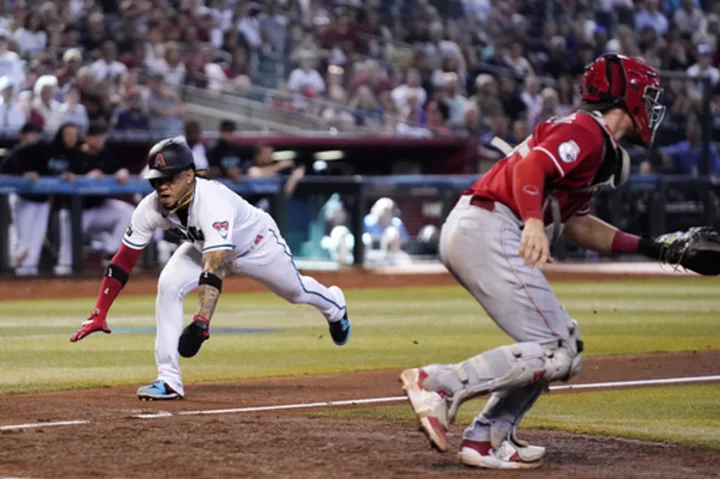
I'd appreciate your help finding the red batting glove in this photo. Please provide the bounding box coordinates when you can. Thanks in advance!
[70,308,111,342]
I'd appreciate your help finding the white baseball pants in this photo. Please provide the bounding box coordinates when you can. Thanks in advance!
[153,214,347,396]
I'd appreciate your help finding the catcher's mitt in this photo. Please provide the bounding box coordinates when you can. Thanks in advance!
[643,226,720,276]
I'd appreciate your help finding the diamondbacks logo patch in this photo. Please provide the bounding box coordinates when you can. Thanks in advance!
[213,221,229,239]
[155,153,166,167]
[558,140,580,163]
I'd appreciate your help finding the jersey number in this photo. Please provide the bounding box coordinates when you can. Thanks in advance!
[169,227,205,243]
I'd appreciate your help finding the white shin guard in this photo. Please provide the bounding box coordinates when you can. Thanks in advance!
[447,324,583,423]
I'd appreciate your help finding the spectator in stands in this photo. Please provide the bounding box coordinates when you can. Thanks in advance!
[207,119,244,183]
[184,120,209,171]
[645,118,720,175]
[89,40,128,84]
[687,44,720,86]
[635,0,669,36]
[442,72,468,127]
[237,2,263,49]
[529,87,561,127]
[32,74,62,134]
[348,84,384,129]
[391,68,427,110]
[521,75,542,117]
[156,41,187,87]
[350,59,391,96]
[56,48,83,88]
[147,71,183,134]
[479,114,513,164]
[0,76,26,133]
[60,83,89,133]
[504,41,534,77]
[16,90,44,128]
[0,31,25,89]
[113,86,150,131]
[497,76,527,123]
[144,20,165,72]
[13,11,47,54]
[470,74,504,127]
[81,11,107,53]
[223,46,252,90]
[674,0,707,35]
[287,52,325,99]
[425,100,453,136]
[512,119,530,143]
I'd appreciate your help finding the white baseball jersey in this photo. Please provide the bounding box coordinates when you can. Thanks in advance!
[122,178,265,257]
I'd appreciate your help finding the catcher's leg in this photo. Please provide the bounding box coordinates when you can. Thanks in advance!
[149,243,203,398]
[402,196,583,465]
[229,222,349,345]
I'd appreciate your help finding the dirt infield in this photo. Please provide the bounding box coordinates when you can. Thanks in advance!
[1,350,719,478]
[2,266,719,477]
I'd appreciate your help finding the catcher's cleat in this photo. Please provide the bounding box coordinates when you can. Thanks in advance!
[400,368,450,452]
[137,380,182,401]
[178,316,209,358]
[328,286,351,346]
[458,439,542,469]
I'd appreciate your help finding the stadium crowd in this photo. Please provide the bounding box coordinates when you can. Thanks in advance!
[0,0,717,274]
[0,0,716,175]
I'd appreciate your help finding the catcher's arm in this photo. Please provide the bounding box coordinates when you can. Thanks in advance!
[564,215,720,275]
[70,244,143,342]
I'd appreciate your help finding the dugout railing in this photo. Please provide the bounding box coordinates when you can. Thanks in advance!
[1,173,719,275]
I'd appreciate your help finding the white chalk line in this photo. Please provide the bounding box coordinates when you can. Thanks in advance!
[3,375,720,429]
[0,420,88,431]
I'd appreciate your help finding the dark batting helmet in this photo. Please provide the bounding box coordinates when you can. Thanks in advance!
[144,137,195,180]
[582,53,665,147]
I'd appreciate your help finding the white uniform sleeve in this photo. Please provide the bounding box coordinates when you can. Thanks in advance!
[122,195,162,250]
[199,202,236,254]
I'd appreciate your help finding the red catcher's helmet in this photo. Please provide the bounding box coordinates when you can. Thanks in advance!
[582,53,666,147]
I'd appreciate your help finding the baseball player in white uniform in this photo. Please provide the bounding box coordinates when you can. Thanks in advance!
[69,137,351,400]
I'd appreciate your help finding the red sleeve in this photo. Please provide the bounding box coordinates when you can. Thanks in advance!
[512,150,556,221]
[530,122,604,180]
[94,244,143,314]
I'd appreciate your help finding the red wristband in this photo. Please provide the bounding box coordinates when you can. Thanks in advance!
[611,231,640,254]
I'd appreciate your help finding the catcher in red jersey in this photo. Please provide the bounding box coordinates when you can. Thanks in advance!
[399,53,720,469]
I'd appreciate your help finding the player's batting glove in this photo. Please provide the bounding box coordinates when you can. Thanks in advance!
[639,226,720,275]
[70,308,111,342]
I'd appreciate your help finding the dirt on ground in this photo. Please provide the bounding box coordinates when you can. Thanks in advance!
[2,267,719,477]
[1,350,719,478]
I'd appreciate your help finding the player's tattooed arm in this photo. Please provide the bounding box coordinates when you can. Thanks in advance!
[196,250,227,319]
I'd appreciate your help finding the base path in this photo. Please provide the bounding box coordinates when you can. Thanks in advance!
[1,350,718,478]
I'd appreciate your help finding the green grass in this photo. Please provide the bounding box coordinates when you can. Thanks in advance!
[1,279,719,394]
[315,384,720,450]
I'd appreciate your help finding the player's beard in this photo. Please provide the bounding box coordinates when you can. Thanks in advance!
[165,185,194,215]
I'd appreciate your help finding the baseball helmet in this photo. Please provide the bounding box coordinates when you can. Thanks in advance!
[144,136,195,180]
[582,53,665,147]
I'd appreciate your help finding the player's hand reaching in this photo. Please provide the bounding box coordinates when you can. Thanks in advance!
[70,308,111,342]
[519,218,550,268]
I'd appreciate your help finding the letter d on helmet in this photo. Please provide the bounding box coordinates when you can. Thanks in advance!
[582,53,666,147]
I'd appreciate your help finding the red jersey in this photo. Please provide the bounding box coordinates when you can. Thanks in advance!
[465,112,612,225]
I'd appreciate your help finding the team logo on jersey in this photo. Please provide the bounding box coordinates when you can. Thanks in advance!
[522,184,540,196]
[213,221,229,239]
[558,140,580,163]
[125,224,134,237]
[154,153,166,167]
